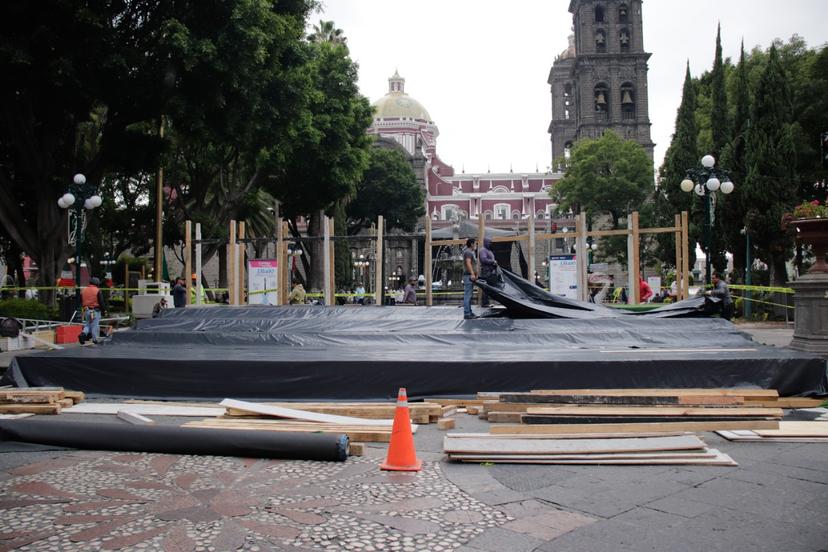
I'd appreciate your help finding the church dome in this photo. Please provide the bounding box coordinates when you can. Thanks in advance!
[373,71,433,122]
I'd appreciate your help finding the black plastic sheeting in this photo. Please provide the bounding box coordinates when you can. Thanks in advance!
[0,418,349,461]
[2,306,826,399]
[475,267,720,319]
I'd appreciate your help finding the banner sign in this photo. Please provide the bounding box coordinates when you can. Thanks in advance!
[247,260,278,305]
[548,255,578,298]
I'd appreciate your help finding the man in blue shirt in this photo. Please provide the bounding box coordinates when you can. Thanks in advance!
[462,238,478,319]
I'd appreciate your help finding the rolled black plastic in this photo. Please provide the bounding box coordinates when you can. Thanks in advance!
[0,419,349,461]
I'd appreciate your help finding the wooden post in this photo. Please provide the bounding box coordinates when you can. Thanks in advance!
[674,214,683,301]
[631,211,641,304]
[425,217,433,306]
[626,215,635,304]
[276,217,284,305]
[238,222,246,305]
[477,214,485,305]
[576,212,588,301]
[195,223,203,305]
[184,220,192,306]
[323,215,333,305]
[124,261,130,312]
[528,210,536,282]
[681,211,690,299]
[228,220,236,305]
[374,215,384,305]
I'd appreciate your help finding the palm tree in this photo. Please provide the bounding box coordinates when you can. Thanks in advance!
[309,20,347,48]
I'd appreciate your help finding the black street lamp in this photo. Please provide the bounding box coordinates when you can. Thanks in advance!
[58,174,102,314]
[680,155,735,285]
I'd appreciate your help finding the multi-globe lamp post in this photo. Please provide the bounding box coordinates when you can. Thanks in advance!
[680,155,735,285]
[58,173,102,314]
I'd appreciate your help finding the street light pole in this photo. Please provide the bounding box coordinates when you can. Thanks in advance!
[680,154,735,286]
[742,226,752,320]
[58,173,102,316]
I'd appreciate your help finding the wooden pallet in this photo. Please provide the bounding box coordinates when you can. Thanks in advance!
[0,387,84,415]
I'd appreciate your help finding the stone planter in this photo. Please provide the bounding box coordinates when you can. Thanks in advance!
[790,217,828,355]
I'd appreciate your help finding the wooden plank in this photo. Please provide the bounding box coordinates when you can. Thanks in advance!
[0,393,63,404]
[443,434,707,455]
[521,415,780,425]
[64,390,85,403]
[448,451,719,461]
[0,403,60,415]
[497,394,746,406]
[487,412,523,424]
[524,406,783,417]
[527,389,778,398]
[437,418,455,430]
[63,403,225,416]
[58,398,74,408]
[0,387,65,400]
[425,216,433,306]
[422,398,488,407]
[225,403,438,420]
[754,421,828,437]
[219,399,397,427]
[184,420,391,442]
[491,420,780,434]
[0,413,35,419]
[447,432,690,439]
[349,443,365,457]
[116,411,156,425]
[767,397,827,408]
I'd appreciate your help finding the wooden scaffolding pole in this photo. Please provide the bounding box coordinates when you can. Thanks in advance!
[425,217,433,306]
[195,223,203,305]
[630,211,641,304]
[184,220,192,305]
[276,217,284,305]
[528,210,536,281]
[681,211,690,299]
[674,213,683,301]
[238,221,246,305]
[576,212,588,301]
[374,215,384,306]
[477,214,485,305]
[323,215,334,305]
[228,220,236,305]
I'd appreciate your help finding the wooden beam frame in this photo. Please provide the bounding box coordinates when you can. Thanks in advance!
[374,215,384,306]
[184,220,192,305]
[425,217,433,306]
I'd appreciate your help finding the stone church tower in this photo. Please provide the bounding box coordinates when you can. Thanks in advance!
[548,0,654,164]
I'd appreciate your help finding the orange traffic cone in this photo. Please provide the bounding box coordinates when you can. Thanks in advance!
[380,387,422,472]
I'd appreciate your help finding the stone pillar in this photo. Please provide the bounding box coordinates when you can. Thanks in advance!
[789,273,828,356]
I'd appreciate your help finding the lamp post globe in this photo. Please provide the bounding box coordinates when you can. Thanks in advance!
[701,155,715,169]
[60,172,103,317]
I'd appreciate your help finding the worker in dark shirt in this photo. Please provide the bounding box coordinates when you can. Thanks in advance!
[172,277,187,308]
[706,272,734,320]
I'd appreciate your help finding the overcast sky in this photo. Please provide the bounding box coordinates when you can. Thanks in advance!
[314,0,827,174]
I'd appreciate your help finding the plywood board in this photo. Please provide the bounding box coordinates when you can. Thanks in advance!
[0,403,60,414]
[447,432,690,439]
[63,403,225,417]
[449,449,737,466]
[524,406,782,417]
[521,415,779,425]
[491,420,779,434]
[448,451,719,461]
[528,389,778,398]
[220,399,397,427]
[443,434,706,455]
[754,421,828,437]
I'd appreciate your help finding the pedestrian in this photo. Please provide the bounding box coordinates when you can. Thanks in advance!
[462,237,478,319]
[479,237,498,306]
[152,297,168,318]
[402,277,417,304]
[172,277,187,308]
[639,275,653,303]
[79,277,107,345]
[288,281,306,304]
[355,282,365,305]
[190,273,205,304]
[705,272,734,320]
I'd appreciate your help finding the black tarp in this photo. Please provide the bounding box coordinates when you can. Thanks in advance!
[2,305,825,399]
[0,418,349,460]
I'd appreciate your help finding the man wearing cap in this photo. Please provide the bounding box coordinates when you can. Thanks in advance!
[402,277,417,304]
[462,237,478,319]
[79,277,107,345]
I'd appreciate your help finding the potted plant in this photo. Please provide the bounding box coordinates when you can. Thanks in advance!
[782,200,828,273]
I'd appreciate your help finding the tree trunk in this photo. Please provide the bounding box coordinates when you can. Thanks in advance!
[308,210,324,292]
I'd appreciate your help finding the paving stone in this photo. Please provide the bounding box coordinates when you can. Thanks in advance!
[99,526,167,550]
[488,464,577,491]
[443,509,485,523]
[350,512,443,534]
[11,481,84,500]
[643,495,718,518]
[148,455,179,476]
[749,460,828,485]
[96,488,147,502]
[160,524,196,552]
[464,527,545,552]
[210,522,247,551]
[496,499,552,518]
[466,487,526,505]
[503,508,595,540]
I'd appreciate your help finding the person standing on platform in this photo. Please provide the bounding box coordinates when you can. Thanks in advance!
[462,237,478,319]
[402,277,417,304]
[706,272,734,320]
[79,277,107,345]
[172,277,187,308]
[479,237,498,306]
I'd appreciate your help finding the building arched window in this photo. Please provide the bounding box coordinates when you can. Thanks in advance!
[441,205,458,221]
[620,83,635,119]
[484,211,493,221]
[563,141,573,159]
[618,3,629,23]
[620,28,631,51]
[494,204,510,220]
[594,84,609,118]
[595,29,606,53]
[594,4,604,22]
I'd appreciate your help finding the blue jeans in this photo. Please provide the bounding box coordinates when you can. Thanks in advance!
[83,308,100,342]
[463,275,474,317]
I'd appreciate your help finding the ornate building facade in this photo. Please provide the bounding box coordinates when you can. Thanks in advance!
[548,0,654,164]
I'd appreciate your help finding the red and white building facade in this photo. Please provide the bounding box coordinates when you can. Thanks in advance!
[368,72,563,230]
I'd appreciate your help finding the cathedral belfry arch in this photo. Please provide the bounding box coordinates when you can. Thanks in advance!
[548,0,654,163]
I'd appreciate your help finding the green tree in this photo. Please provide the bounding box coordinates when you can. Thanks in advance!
[346,147,425,234]
[708,24,731,276]
[654,64,699,269]
[552,131,653,262]
[309,20,348,48]
[742,46,798,284]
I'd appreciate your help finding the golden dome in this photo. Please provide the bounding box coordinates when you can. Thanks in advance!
[372,71,433,122]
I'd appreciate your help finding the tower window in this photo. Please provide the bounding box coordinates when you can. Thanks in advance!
[564,142,573,159]
[595,30,606,53]
[620,28,631,51]
[594,84,609,118]
[595,4,604,22]
[618,3,629,23]
[621,83,635,119]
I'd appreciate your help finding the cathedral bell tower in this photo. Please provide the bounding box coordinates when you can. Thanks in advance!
[548,0,654,164]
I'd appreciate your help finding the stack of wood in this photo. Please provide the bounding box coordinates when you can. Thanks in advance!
[224,400,443,424]
[717,421,828,442]
[479,389,784,434]
[443,432,737,466]
[183,399,412,444]
[0,387,85,416]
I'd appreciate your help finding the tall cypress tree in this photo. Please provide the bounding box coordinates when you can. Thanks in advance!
[656,63,699,269]
[742,45,797,285]
[708,23,731,274]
